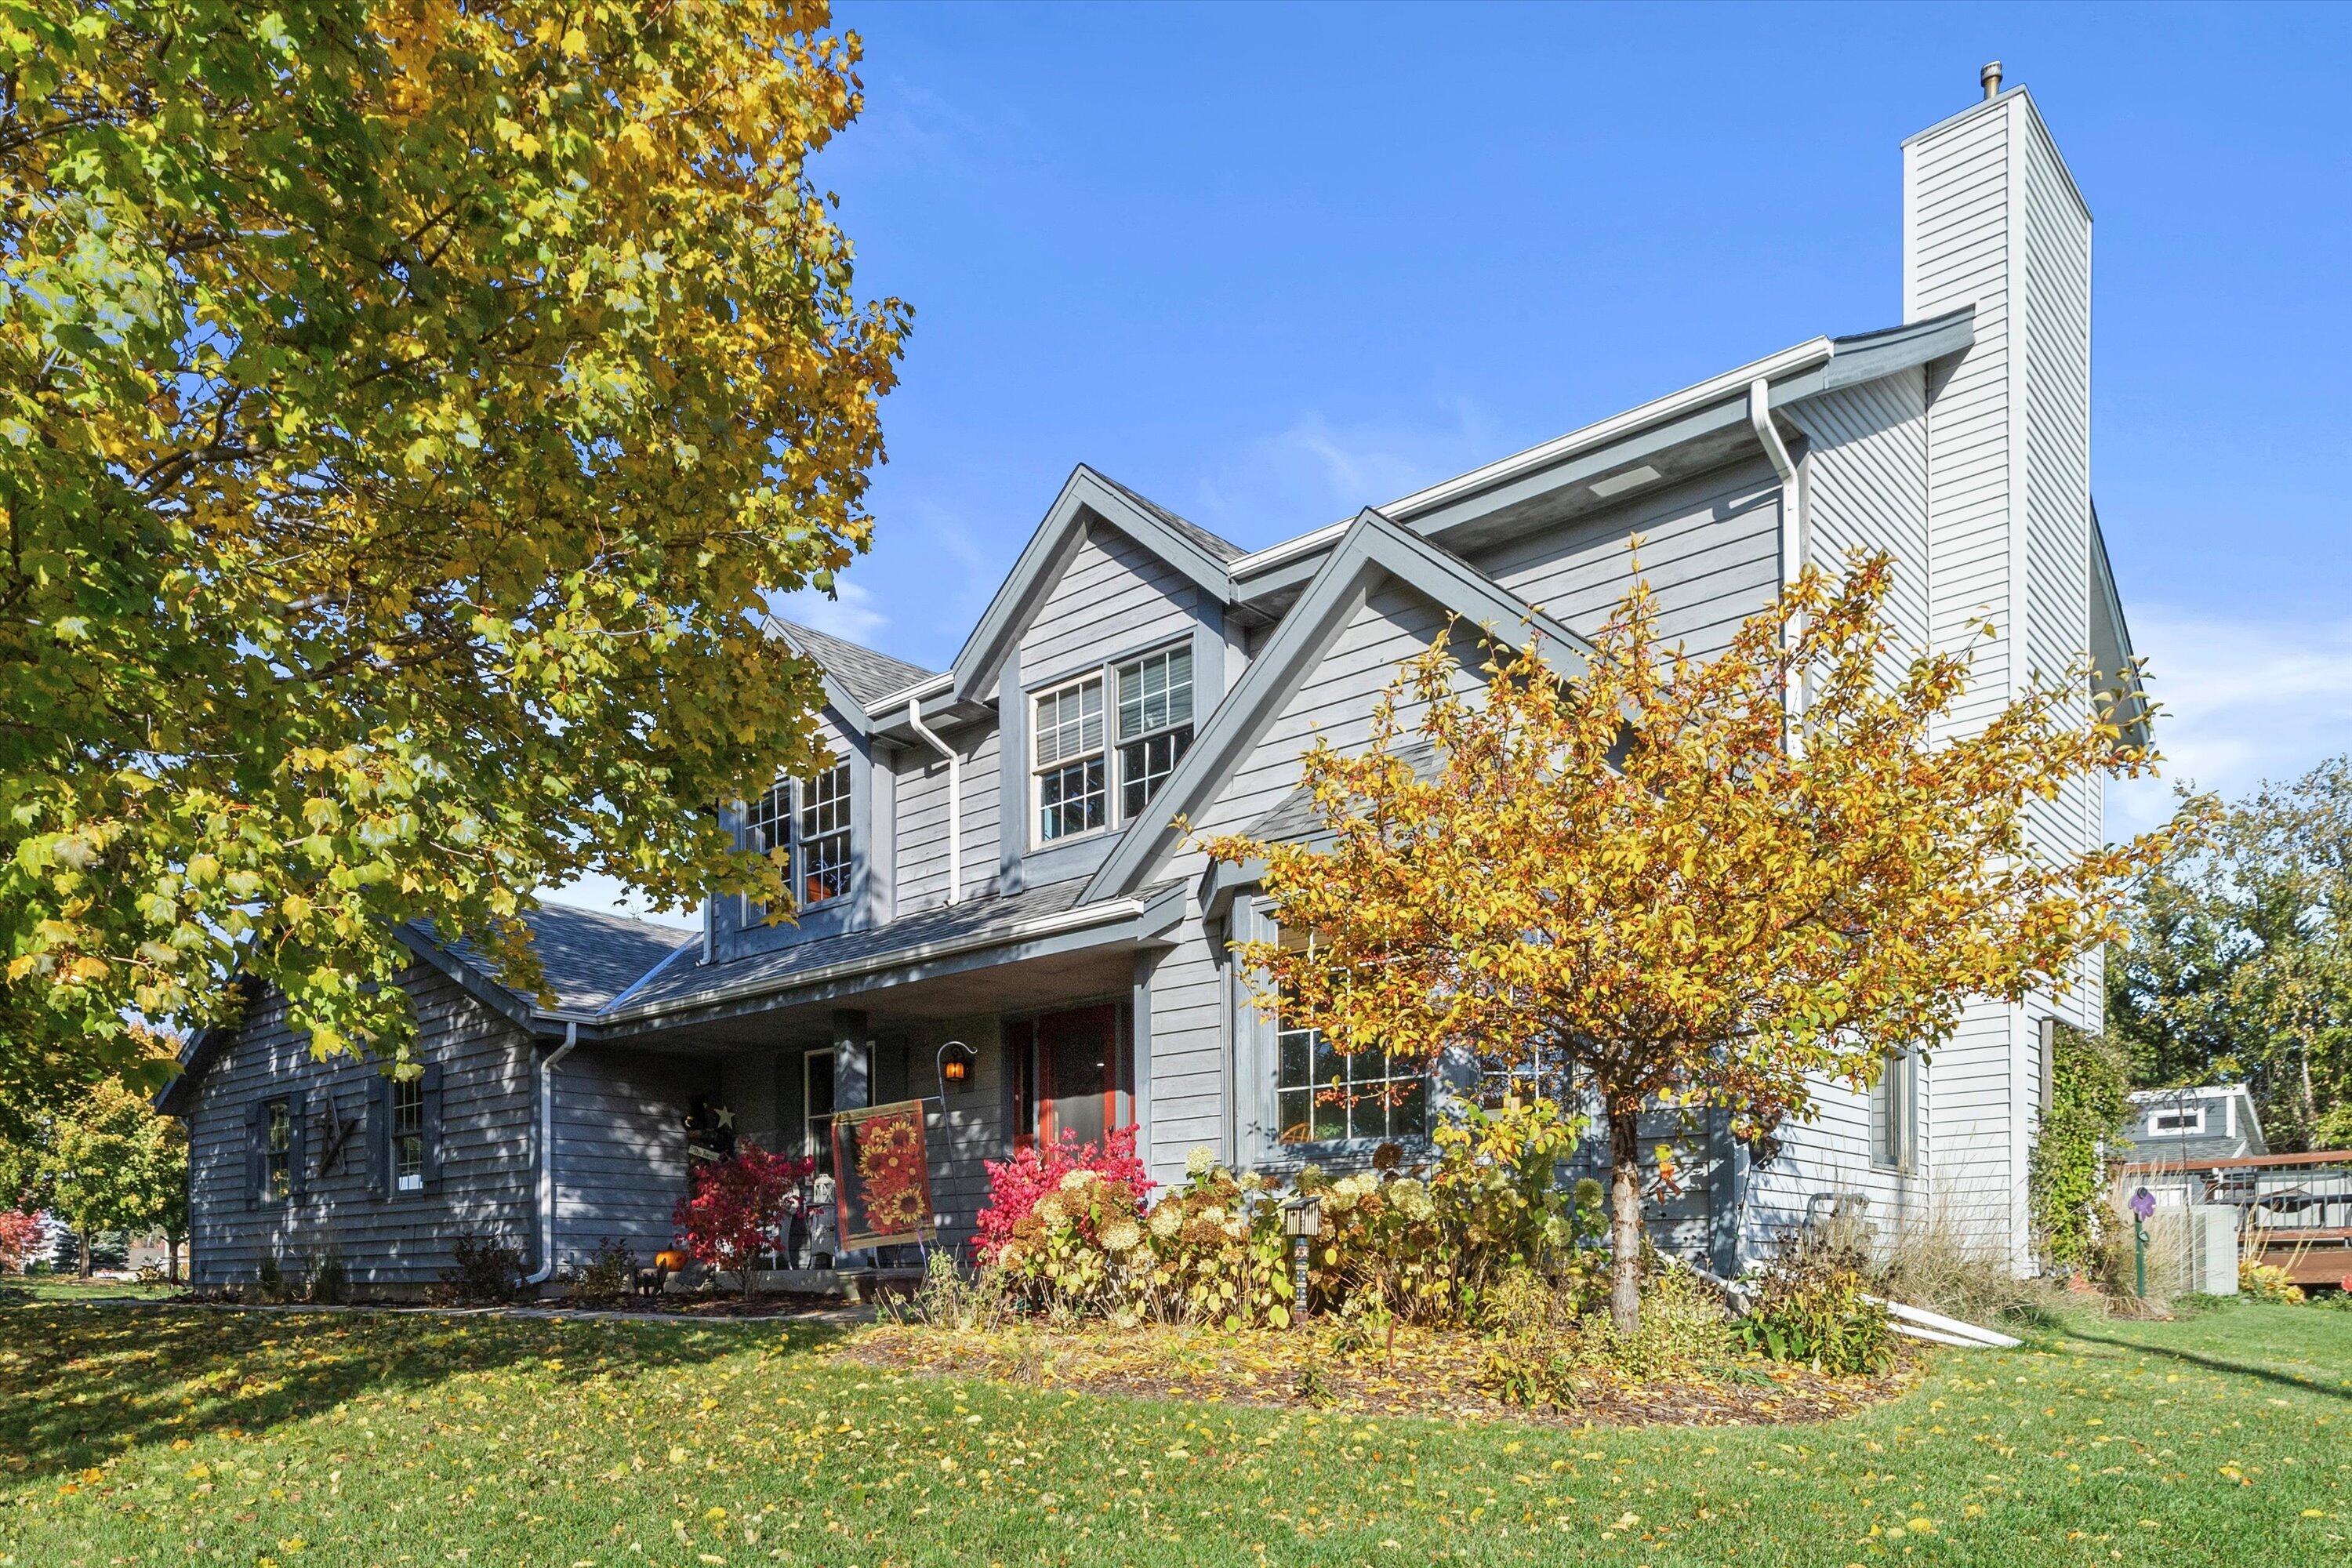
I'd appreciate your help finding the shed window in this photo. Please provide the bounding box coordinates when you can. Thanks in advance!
[391,1077,426,1193]
[2150,1105,2204,1134]
[263,1098,292,1200]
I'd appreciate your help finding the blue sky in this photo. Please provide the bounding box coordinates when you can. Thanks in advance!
[568,2,2352,923]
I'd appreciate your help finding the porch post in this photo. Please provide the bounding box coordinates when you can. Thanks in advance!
[831,1010,871,1112]
[829,1009,874,1272]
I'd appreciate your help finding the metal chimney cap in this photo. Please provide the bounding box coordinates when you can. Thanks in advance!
[1980,60,2004,100]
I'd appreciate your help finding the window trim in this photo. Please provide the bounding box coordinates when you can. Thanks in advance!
[1027,639,1197,851]
[1872,1049,1921,1174]
[1239,899,1432,1160]
[390,1076,426,1195]
[262,1096,294,1203]
[741,760,856,923]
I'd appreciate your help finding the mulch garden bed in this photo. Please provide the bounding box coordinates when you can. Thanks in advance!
[846,1320,1911,1428]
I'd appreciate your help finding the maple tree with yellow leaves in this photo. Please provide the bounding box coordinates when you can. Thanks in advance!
[0,1,906,1099]
[1197,551,2205,1332]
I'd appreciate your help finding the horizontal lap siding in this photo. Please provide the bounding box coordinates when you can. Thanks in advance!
[895,720,1002,914]
[1790,372,1932,668]
[184,968,535,1287]
[1018,523,1200,691]
[1144,932,1229,1179]
[1477,458,1783,660]
[552,1047,713,1271]
[906,1017,1009,1250]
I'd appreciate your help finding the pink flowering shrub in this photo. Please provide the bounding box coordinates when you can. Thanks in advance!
[972,1126,1151,1263]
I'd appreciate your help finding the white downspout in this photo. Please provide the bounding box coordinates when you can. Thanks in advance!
[523,1020,579,1289]
[906,699,960,905]
[1750,377,1806,739]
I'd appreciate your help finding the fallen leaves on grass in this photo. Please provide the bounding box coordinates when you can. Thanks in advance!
[846,1319,1902,1428]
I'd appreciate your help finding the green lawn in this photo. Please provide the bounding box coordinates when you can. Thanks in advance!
[1,1276,177,1303]
[1,1299,2345,1567]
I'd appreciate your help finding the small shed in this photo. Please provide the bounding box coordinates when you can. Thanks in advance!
[2116,1085,2267,1166]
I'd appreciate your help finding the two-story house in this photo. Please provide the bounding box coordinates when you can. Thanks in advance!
[165,67,2144,1292]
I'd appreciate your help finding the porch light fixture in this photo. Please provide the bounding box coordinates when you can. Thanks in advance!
[936,1039,976,1094]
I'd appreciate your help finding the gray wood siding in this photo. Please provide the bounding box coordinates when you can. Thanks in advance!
[1788,369,1932,667]
[892,720,1003,914]
[183,967,535,1287]
[1141,928,1229,1177]
[550,1047,711,1270]
[1017,521,1200,691]
[1475,457,1784,660]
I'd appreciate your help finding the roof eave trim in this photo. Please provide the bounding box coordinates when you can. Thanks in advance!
[602,891,1158,1026]
[943,466,1239,705]
[1084,507,1593,902]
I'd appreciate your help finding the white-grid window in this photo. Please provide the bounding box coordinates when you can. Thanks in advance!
[797,762,853,906]
[743,764,853,917]
[390,1077,425,1193]
[1033,677,1106,842]
[1271,923,1426,1145]
[1116,645,1194,821]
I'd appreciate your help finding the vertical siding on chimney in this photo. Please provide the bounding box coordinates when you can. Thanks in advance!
[1901,87,2096,1269]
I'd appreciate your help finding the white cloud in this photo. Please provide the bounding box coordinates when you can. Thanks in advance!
[2108,606,2352,835]
[766,579,887,645]
[1188,400,1504,541]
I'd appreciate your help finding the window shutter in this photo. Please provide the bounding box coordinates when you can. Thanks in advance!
[245,1099,266,1210]
[286,1088,307,1198]
[419,1063,445,1190]
[368,1075,393,1200]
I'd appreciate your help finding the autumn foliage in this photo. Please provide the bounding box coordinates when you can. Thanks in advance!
[972,1126,1152,1265]
[1197,550,2201,1330]
[0,1210,39,1272]
[673,1142,816,1297]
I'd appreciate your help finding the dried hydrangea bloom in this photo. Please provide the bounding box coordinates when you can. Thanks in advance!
[1149,1203,1184,1239]
[1185,1146,1217,1179]
[1099,1220,1142,1254]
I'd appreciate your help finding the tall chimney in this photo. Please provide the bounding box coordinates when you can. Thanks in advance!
[1980,60,2003,100]
[1902,74,2095,1271]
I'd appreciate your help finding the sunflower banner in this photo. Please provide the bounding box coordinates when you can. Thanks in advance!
[830,1100,938,1250]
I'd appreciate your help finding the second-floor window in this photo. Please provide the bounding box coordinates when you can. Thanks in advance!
[1033,677,1107,841]
[1033,643,1195,845]
[743,761,855,913]
[1116,645,1193,820]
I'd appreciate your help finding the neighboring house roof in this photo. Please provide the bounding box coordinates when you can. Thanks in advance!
[1086,505,1596,901]
[2118,1083,2268,1161]
[766,616,942,709]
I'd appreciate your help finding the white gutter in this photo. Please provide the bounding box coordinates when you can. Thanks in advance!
[905,698,961,905]
[1749,376,1806,739]
[1227,336,1835,580]
[865,670,953,717]
[522,1020,579,1289]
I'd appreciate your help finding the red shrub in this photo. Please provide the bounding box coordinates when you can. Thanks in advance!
[673,1141,815,1295]
[973,1125,1152,1262]
[0,1210,38,1273]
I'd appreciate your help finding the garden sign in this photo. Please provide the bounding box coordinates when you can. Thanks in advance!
[829,1100,937,1250]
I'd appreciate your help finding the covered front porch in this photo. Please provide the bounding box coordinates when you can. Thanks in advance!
[551,906,1163,1279]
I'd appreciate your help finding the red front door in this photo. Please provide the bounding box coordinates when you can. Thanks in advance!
[1027,1004,1124,1147]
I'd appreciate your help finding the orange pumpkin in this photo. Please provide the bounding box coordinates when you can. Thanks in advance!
[654,1249,691,1273]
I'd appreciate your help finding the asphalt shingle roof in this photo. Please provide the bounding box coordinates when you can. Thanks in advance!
[615,877,1173,1016]
[767,618,942,706]
[1091,471,1246,564]
[1242,741,1443,844]
[415,903,695,1014]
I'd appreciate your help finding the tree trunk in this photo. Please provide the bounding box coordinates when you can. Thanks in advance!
[167,1236,182,1285]
[1607,1105,1643,1336]
[77,1225,93,1279]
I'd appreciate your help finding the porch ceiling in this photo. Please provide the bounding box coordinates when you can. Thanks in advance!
[613,941,1142,1053]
